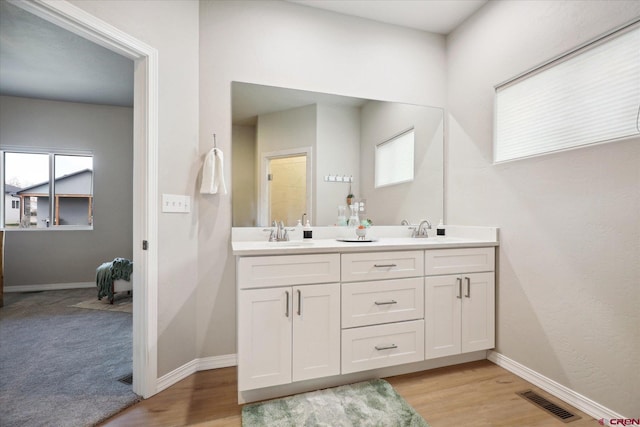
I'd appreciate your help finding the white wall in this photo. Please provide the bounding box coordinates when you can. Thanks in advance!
[0,96,133,287]
[198,0,446,359]
[231,125,257,227]
[69,0,200,377]
[316,104,361,226]
[446,0,640,417]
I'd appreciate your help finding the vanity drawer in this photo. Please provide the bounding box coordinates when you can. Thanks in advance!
[341,251,424,282]
[237,254,340,289]
[424,247,494,276]
[341,320,425,374]
[341,278,424,328]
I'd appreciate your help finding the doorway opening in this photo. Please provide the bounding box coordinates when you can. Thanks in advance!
[260,148,312,227]
[9,0,160,398]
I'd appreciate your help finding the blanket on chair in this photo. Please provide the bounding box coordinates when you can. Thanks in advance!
[97,258,133,302]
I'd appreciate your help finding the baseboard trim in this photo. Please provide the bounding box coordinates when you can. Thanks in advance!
[198,354,238,371]
[156,354,237,394]
[4,282,94,292]
[487,350,624,421]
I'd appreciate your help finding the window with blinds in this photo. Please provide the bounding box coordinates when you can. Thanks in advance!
[494,22,640,163]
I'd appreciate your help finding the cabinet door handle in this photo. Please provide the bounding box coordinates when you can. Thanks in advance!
[375,344,398,351]
[374,300,397,306]
[465,277,471,298]
[457,278,462,299]
[374,263,397,268]
[285,291,290,317]
[297,289,302,316]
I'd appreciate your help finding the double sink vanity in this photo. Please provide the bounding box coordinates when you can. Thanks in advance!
[232,225,498,403]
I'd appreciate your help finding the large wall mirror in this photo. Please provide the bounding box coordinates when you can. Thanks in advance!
[231,82,444,227]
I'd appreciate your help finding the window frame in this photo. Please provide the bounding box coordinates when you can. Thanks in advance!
[0,148,94,231]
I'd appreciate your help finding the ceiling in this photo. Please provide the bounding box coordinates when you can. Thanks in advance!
[0,0,486,108]
[0,1,134,107]
[287,0,487,34]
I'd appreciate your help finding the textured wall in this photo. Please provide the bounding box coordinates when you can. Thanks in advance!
[446,0,640,416]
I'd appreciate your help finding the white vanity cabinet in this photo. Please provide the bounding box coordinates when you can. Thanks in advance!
[237,254,341,391]
[424,248,495,359]
[233,231,498,402]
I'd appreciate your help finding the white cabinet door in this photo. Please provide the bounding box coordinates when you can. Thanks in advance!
[461,272,495,353]
[238,288,292,391]
[425,273,495,359]
[292,283,341,382]
[425,275,462,359]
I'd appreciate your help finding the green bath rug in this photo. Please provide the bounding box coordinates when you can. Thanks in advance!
[242,378,430,426]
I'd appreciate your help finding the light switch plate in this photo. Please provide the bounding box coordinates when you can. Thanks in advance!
[162,194,191,213]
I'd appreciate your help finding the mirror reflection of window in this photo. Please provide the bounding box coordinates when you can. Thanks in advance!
[375,128,415,188]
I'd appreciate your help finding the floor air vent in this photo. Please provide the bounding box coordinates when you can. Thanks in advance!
[517,390,581,423]
[118,373,133,385]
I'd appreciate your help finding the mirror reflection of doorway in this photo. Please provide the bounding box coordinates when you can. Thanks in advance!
[268,155,307,226]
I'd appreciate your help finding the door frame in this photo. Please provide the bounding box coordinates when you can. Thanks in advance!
[11,0,159,398]
[259,147,313,226]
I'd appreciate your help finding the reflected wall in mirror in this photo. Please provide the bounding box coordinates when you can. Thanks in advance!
[231,82,444,227]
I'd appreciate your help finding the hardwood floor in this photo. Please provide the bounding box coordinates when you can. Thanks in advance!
[101,360,600,426]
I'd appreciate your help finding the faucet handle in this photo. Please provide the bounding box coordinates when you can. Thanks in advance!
[263,227,277,242]
[282,228,295,241]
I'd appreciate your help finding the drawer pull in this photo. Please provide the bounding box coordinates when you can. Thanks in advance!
[297,289,302,315]
[465,277,471,298]
[457,278,462,299]
[373,263,397,268]
[374,300,398,306]
[375,344,398,351]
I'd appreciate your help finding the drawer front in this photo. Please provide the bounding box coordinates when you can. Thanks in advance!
[341,251,424,282]
[341,320,425,374]
[342,277,424,328]
[238,254,340,289]
[424,247,494,276]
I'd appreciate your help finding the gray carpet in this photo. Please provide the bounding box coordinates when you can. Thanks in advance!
[0,289,140,427]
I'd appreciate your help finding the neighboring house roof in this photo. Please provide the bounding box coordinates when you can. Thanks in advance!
[16,169,93,196]
[5,184,21,195]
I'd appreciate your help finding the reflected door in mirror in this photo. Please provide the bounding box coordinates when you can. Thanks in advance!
[267,155,307,226]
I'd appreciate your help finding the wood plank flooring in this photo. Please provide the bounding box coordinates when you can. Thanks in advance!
[101,360,600,426]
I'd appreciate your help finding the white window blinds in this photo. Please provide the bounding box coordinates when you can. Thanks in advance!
[494,23,640,163]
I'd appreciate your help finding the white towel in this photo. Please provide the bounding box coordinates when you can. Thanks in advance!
[200,148,227,195]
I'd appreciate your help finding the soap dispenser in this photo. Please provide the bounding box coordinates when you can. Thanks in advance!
[303,220,313,239]
[436,219,445,236]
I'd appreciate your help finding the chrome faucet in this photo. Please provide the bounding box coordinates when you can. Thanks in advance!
[400,219,410,226]
[411,219,432,238]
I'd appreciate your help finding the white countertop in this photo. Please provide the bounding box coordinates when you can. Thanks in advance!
[232,225,498,256]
